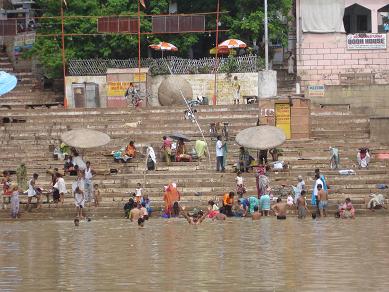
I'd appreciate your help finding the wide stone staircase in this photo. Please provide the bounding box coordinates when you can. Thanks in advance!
[0,102,388,220]
[0,52,63,109]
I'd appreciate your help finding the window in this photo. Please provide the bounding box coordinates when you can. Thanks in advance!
[344,4,371,34]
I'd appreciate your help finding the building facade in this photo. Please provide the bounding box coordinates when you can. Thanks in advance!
[296,0,389,88]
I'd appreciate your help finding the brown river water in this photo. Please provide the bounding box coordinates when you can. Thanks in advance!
[1,217,389,291]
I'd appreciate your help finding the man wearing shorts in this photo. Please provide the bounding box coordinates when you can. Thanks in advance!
[317,184,328,217]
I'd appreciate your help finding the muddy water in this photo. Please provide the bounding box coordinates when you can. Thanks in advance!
[1,217,389,291]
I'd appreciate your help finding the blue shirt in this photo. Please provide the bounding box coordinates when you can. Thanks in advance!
[259,194,271,211]
[239,198,249,209]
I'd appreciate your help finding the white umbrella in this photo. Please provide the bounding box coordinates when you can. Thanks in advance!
[61,129,111,149]
[235,126,286,150]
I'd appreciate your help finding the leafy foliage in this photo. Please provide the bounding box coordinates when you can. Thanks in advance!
[28,0,292,78]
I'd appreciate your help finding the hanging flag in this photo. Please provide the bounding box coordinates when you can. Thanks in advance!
[139,0,146,8]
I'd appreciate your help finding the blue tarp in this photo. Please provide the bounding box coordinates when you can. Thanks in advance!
[0,71,17,96]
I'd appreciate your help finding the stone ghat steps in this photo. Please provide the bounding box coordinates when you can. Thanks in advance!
[1,159,388,180]
[0,117,257,132]
[0,138,382,153]
[0,104,259,116]
[1,91,58,99]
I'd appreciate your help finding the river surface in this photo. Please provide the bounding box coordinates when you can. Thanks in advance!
[1,217,388,291]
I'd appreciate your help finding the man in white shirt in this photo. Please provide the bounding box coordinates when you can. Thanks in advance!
[313,173,323,215]
[215,136,225,172]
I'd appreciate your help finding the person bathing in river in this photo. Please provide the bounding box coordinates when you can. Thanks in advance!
[181,206,208,225]
[271,197,287,220]
[252,206,261,220]
[297,190,310,219]
[238,196,259,217]
[317,184,328,217]
[338,198,355,219]
[207,200,226,220]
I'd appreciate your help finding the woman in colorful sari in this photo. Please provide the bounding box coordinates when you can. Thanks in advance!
[10,183,20,219]
[255,165,269,198]
[163,183,181,217]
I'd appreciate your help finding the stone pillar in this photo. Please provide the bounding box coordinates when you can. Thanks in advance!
[371,9,378,33]
[257,70,277,98]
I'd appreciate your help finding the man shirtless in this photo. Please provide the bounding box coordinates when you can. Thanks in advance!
[181,206,208,225]
[130,204,143,222]
[317,184,328,217]
[271,197,287,220]
[252,206,261,220]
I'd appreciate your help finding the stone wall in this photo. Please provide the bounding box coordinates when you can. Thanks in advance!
[297,33,389,87]
[151,72,261,106]
[370,117,389,145]
[65,76,108,108]
[310,84,389,115]
[65,71,277,108]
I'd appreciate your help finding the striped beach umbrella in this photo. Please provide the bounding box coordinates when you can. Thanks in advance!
[149,42,178,58]
[218,39,247,49]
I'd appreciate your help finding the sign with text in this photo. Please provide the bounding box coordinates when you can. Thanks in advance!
[275,103,291,139]
[308,85,325,97]
[107,81,132,97]
[347,33,387,50]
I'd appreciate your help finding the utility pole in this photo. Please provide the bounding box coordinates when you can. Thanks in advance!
[212,0,220,106]
[61,0,67,107]
[264,0,269,71]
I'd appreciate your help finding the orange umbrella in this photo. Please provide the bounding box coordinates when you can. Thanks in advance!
[218,39,247,49]
[149,42,178,58]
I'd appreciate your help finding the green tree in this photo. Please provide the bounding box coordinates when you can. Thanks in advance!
[27,0,292,78]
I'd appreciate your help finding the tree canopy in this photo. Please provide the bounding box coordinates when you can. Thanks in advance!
[28,0,292,78]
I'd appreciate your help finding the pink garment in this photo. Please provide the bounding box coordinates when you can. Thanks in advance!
[208,210,219,219]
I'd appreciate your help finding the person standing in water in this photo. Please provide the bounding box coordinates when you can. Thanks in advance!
[271,197,287,220]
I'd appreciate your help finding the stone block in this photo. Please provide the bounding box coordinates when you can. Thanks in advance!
[331,59,345,66]
[317,48,328,54]
[345,59,358,65]
[352,53,365,59]
[330,48,345,54]
[372,59,386,65]
[338,54,351,60]
[304,60,318,66]
[310,54,324,60]
[318,59,332,66]
[324,54,337,60]
[358,59,373,65]
[306,48,317,55]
